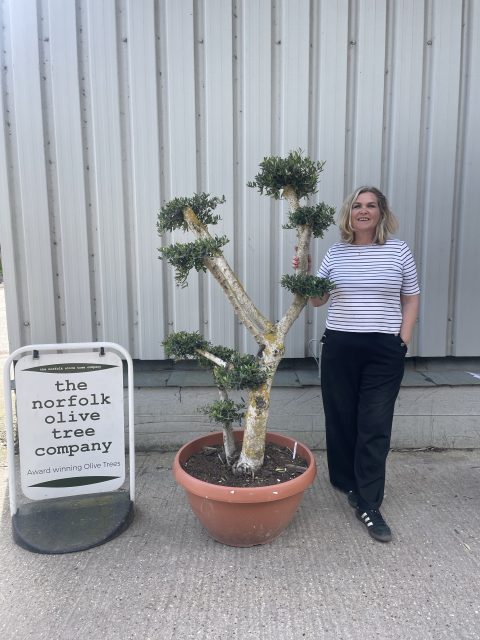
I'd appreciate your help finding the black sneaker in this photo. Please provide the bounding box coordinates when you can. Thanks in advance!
[355,508,392,542]
[347,491,358,508]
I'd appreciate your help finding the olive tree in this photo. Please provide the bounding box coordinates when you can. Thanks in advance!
[157,151,335,475]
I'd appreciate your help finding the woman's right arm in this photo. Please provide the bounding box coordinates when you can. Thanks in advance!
[310,293,330,307]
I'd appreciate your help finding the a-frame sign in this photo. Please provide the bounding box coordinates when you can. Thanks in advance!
[3,342,135,554]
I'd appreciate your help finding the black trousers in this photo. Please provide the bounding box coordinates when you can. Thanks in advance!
[320,329,406,511]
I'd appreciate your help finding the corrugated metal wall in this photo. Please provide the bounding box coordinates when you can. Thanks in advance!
[0,0,479,359]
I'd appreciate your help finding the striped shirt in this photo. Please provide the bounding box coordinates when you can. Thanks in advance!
[316,238,420,333]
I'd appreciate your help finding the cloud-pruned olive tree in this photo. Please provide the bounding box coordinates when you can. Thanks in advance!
[157,151,335,475]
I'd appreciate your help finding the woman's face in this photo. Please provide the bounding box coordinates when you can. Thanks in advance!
[350,191,381,236]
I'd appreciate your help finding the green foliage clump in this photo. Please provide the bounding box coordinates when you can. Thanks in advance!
[283,202,336,238]
[163,333,267,391]
[200,399,245,426]
[211,351,268,390]
[281,273,335,298]
[159,236,229,287]
[157,193,226,234]
[163,331,209,360]
[247,150,326,200]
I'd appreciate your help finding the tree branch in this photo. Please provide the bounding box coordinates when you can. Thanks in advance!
[195,348,229,369]
[218,388,236,465]
[183,207,273,343]
[277,188,311,338]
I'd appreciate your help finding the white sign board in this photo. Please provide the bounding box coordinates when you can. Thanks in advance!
[16,352,125,500]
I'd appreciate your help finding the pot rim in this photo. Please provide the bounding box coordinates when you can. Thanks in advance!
[172,431,317,504]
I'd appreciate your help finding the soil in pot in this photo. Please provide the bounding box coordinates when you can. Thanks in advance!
[183,442,309,488]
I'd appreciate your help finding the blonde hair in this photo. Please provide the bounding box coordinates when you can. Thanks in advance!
[338,186,398,245]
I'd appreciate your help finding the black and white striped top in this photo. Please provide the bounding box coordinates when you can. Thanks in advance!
[316,238,420,333]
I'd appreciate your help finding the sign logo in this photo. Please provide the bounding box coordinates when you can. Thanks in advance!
[16,352,125,500]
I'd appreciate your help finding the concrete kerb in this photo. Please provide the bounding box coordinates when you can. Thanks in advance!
[129,357,480,452]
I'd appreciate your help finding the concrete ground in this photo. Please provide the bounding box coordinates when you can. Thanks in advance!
[1,284,480,639]
[1,449,480,639]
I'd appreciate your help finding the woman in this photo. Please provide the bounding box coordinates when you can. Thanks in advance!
[295,186,420,542]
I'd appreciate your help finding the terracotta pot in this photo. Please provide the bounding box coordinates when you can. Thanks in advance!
[172,431,317,547]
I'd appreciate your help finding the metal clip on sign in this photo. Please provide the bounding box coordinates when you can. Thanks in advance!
[3,342,135,554]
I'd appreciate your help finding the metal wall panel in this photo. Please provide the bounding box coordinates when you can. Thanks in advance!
[0,24,21,349]
[383,0,425,250]
[48,0,93,343]
[201,0,236,348]
[86,0,130,346]
[237,0,273,355]
[276,0,311,357]
[452,0,480,356]
[417,0,463,356]
[125,0,164,359]
[0,0,479,359]
[8,0,57,344]
[161,0,200,338]
[347,0,387,188]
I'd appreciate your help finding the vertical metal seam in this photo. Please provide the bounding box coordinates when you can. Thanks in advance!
[153,2,171,344]
[192,0,206,333]
[76,0,98,343]
[307,0,318,163]
[344,0,358,194]
[34,1,61,344]
[156,0,173,339]
[37,0,62,343]
[232,0,242,347]
[305,0,319,348]
[415,0,433,308]
[0,0,24,347]
[84,0,111,342]
[448,0,471,354]
[116,0,135,355]
[270,0,279,322]
[192,0,205,193]
[381,0,395,191]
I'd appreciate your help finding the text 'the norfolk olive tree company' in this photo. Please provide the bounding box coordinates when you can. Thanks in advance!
[157,151,335,477]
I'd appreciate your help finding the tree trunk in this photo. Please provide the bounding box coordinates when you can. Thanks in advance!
[235,337,285,474]
[219,389,237,465]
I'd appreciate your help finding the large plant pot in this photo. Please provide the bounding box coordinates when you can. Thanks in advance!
[172,431,317,547]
